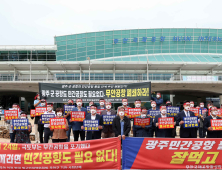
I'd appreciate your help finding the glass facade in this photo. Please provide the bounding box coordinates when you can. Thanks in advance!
[55,28,222,61]
[0,50,56,61]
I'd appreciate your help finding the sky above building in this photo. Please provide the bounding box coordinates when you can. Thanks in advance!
[0,0,221,45]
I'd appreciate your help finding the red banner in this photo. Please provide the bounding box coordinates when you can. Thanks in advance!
[35,107,47,116]
[211,119,222,130]
[127,108,141,118]
[158,117,174,129]
[50,118,66,129]
[123,137,222,169]
[71,111,85,122]
[0,138,121,170]
[96,109,105,115]
[30,109,35,117]
[4,110,18,120]
[134,118,150,126]
[190,108,199,116]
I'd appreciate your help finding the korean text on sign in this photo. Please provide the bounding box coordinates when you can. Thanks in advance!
[134,118,150,126]
[64,105,75,115]
[50,118,66,129]
[86,106,91,113]
[183,117,199,128]
[167,107,180,117]
[127,108,141,118]
[149,110,161,119]
[12,119,29,130]
[4,110,18,120]
[83,120,99,131]
[158,117,174,129]
[71,111,85,122]
[103,115,116,125]
[96,109,105,115]
[30,109,35,117]
[41,114,55,124]
[190,108,200,117]
[211,119,222,130]
[35,107,47,116]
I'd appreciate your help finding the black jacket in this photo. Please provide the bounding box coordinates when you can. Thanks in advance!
[85,114,104,140]
[112,116,131,137]
[204,115,222,138]
[154,114,173,138]
[176,110,197,138]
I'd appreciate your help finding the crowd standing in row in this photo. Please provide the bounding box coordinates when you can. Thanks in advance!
[4,92,222,143]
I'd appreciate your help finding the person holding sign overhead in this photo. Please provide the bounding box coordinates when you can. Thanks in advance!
[4,103,20,143]
[12,112,32,143]
[134,107,152,137]
[112,106,131,141]
[81,105,103,140]
[101,101,116,138]
[204,106,222,138]
[70,98,87,141]
[154,105,174,138]
[41,103,56,143]
[176,101,197,138]
[50,108,69,143]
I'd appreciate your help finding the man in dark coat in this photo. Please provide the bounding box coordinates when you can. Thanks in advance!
[204,106,222,138]
[176,100,198,138]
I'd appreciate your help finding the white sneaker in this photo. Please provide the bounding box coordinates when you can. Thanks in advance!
[34,141,38,144]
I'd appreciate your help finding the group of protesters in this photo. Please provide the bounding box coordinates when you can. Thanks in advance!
[4,92,222,144]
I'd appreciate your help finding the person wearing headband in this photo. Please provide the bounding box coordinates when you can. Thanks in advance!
[190,101,194,108]
[50,108,69,143]
[151,92,163,110]
[101,101,116,138]
[134,107,152,137]
[34,93,41,107]
[64,99,75,142]
[166,101,172,107]
[97,98,106,110]
[204,106,222,138]
[12,112,32,143]
[81,105,104,140]
[176,100,197,138]
[5,103,21,143]
[199,102,207,138]
[112,106,131,141]
[41,103,56,143]
[70,98,87,141]
[31,99,46,143]
[147,101,159,137]
[154,105,174,138]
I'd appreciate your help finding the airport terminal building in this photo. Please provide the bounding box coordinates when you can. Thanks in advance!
[0,28,222,110]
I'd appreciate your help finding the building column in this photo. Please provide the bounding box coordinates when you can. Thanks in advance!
[170,94,175,105]
[113,65,115,81]
[219,95,222,108]
[197,97,202,106]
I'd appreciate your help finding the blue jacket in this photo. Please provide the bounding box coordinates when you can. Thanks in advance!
[151,97,163,110]
[71,107,87,131]
[97,106,106,110]
[154,114,173,138]
[85,114,104,140]
[134,115,152,137]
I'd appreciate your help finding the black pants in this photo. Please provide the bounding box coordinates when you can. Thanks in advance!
[38,124,44,143]
[10,133,15,143]
[52,139,67,143]
[199,127,205,138]
[44,128,52,143]
[73,130,85,141]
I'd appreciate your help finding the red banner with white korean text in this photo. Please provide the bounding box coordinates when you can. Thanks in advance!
[0,138,121,170]
[122,137,222,169]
